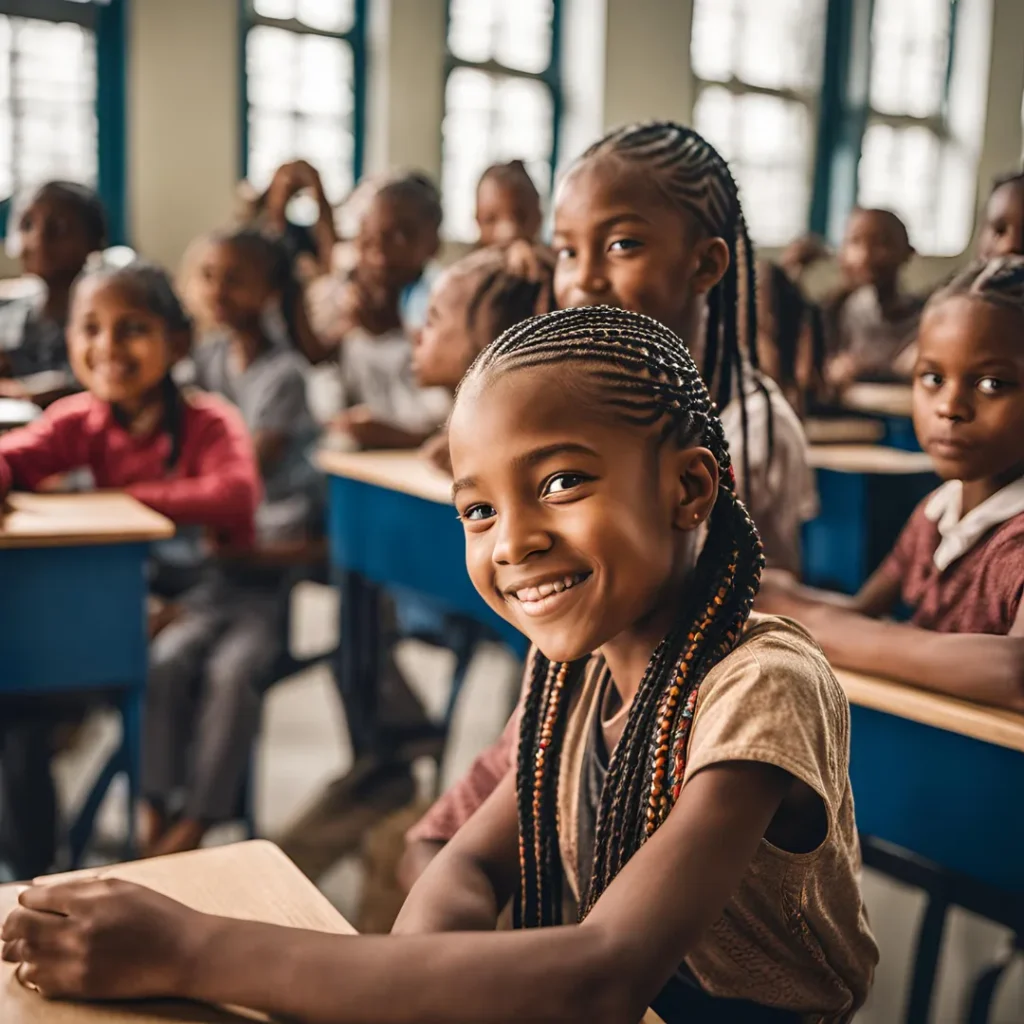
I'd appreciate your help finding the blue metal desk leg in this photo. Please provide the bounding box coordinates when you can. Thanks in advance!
[336,569,381,759]
[905,891,951,1024]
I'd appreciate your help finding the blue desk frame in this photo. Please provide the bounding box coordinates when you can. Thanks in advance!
[0,542,151,867]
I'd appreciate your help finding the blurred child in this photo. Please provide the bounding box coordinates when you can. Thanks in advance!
[242,160,337,279]
[0,182,106,404]
[825,207,923,387]
[475,160,543,248]
[413,243,555,471]
[756,260,827,418]
[759,256,1024,712]
[139,230,323,857]
[0,262,259,879]
[300,173,449,448]
[977,172,1024,260]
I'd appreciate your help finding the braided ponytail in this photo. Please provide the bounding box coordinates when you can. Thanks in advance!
[460,305,764,928]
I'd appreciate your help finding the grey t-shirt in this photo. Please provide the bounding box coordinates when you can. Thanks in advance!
[194,334,323,543]
[0,293,73,383]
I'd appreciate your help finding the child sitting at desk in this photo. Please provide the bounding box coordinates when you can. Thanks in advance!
[977,172,1024,260]
[0,182,107,406]
[824,207,923,388]
[0,261,259,880]
[301,173,449,448]
[475,160,543,248]
[2,306,878,1023]
[138,229,324,858]
[758,256,1024,713]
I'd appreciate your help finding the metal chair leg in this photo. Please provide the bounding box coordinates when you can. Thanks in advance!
[966,935,1023,1024]
[905,891,951,1024]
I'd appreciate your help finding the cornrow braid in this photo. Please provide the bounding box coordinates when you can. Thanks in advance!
[460,305,765,928]
[928,255,1024,315]
[579,122,768,500]
[465,244,555,346]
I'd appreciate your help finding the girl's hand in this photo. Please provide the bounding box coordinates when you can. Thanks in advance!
[1,879,207,1001]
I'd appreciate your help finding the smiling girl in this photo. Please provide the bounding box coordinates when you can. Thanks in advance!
[4,306,875,1023]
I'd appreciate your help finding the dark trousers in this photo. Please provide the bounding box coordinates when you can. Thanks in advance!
[0,711,57,880]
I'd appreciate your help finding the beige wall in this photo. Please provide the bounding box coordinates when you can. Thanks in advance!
[128,0,240,271]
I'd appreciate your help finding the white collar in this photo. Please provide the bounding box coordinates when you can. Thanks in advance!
[924,476,1024,571]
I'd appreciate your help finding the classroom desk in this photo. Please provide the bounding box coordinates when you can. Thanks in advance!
[318,449,527,755]
[0,493,175,867]
[0,840,354,1023]
[839,382,917,450]
[801,445,937,594]
[835,669,1024,1022]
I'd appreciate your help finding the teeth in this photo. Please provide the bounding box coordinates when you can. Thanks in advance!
[514,573,585,603]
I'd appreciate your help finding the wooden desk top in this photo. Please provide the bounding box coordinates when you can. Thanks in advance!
[841,382,914,419]
[0,493,175,550]
[807,444,934,475]
[835,668,1024,754]
[317,448,453,506]
[804,417,886,446]
[0,841,354,1023]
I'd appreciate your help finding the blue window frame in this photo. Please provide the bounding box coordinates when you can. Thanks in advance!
[811,0,971,255]
[0,0,126,243]
[441,0,562,242]
[690,0,829,248]
[239,0,366,206]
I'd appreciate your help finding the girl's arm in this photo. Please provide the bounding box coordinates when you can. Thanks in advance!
[126,406,260,537]
[787,600,1024,712]
[0,397,91,498]
[2,761,789,1024]
[757,564,903,619]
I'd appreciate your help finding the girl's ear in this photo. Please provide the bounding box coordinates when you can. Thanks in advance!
[691,237,730,297]
[669,446,719,531]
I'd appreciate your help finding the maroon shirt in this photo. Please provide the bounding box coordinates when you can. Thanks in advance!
[878,495,1024,634]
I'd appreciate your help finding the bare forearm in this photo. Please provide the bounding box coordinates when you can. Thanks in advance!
[392,849,502,934]
[186,916,622,1024]
[805,608,1024,711]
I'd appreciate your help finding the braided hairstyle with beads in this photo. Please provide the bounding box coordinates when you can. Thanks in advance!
[578,121,772,494]
[459,304,765,928]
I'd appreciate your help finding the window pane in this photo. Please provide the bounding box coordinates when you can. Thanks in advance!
[869,0,950,118]
[448,0,554,74]
[858,122,969,256]
[693,86,812,246]
[247,26,354,200]
[691,0,826,91]
[253,0,354,33]
[0,16,97,200]
[441,67,552,241]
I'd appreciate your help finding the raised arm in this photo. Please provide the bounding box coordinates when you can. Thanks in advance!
[2,762,788,1024]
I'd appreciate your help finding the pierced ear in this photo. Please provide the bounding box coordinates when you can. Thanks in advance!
[691,237,730,296]
[670,446,719,531]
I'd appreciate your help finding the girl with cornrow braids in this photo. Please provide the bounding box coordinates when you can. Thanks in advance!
[3,306,877,1024]
[400,121,820,889]
[761,256,1024,713]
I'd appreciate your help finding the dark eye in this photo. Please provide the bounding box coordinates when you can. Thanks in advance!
[919,371,942,389]
[977,377,1007,396]
[555,245,575,261]
[461,503,496,522]
[123,319,149,336]
[608,238,643,253]
[543,472,590,496]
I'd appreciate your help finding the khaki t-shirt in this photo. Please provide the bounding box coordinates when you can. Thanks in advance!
[556,614,878,1023]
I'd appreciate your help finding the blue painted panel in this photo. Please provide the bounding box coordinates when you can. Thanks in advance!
[850,705,1024,893]
[327,475,527,652]
[0,543,149,693]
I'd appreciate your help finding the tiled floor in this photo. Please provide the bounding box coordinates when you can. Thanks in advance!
[54,583,1022,1023]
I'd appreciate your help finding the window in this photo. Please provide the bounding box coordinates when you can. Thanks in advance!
[242,0,366,204]
[690,0,827,247]
[0,0,124,239]
[857,0,971,255]
[442,0,561,242]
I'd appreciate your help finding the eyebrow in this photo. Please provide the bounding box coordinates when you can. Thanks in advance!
[554,212,651,236]
[451,442,601,501]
